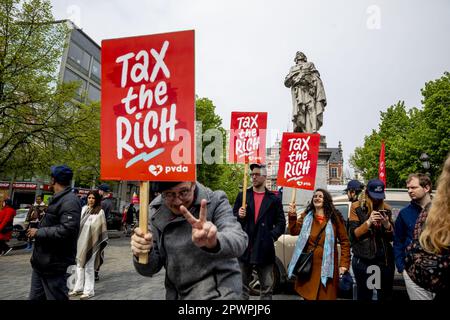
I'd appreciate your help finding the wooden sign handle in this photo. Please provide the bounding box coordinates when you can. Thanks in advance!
[138,181,149,264]
[290,187,296,205]
[242,163,248,208]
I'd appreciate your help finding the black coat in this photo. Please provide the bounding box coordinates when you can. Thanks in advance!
[31,186,81,275]
[233,188,286,265]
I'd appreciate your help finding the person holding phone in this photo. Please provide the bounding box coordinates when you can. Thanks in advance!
[348,179,395,300]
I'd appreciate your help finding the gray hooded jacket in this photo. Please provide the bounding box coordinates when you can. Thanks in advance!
[133,182,248,299]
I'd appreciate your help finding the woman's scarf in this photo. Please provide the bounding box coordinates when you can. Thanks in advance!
[76,207,108,269]
[287,211,335,286]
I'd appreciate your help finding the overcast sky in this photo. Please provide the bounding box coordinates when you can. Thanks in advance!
[51,0,450,176]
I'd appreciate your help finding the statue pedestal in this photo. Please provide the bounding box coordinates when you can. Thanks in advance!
[282,135,331,208]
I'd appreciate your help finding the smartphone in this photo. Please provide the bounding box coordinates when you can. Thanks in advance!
[378,209,387,217]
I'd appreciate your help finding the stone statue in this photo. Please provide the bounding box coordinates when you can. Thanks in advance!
[284,51,327,133]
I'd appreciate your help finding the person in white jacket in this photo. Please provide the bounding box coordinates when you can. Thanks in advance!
[69,190,108,299]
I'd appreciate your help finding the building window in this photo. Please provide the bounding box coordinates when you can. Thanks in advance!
[273,165,279,176]
[91,59,101,82]
[68,41,91,72]
[88,84,100,102]
[63,69,87,100]
[330,167,338,178]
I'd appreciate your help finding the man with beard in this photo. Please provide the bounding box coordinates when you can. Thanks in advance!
[233,164,286,300]
[394,173,434,300]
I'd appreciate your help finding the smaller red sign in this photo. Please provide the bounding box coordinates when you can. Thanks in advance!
[277,133,320,190]
[12,183,37,190]
[228,112,267,164]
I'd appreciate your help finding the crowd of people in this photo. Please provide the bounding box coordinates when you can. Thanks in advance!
[132,154,449,301]
[0,154,449,301]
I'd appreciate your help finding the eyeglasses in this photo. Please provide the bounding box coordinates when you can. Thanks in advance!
[250,173,266,177]
[161,187,193,201]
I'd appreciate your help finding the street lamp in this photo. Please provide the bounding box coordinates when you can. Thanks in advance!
[420,152,430,175]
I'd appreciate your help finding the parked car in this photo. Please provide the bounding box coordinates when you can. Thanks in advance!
[12,208,29,241]
[249,189,411,297]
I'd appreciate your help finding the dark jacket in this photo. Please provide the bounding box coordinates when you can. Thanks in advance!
[134,182,248,300]
[233,187,286,265]
[348,202,394,266]
[393,201,422,272]
[126,205,136,224]
[31,186,81,275]
[101,197,113,221]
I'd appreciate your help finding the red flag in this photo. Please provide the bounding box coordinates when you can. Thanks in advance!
[378,141,386,186]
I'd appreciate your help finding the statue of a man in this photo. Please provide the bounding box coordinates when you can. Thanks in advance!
[284,51,327,133]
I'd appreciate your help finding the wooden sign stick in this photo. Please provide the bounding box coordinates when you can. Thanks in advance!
[138,181,149,264]
[242,163,248,208]
[290,187,297,205]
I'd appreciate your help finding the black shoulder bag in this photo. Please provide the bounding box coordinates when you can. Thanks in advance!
[293,222,327,279]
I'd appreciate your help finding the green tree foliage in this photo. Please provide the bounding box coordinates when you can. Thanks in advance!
[0,0,100,185]
[350,73,450,187]
[195,97,243,201]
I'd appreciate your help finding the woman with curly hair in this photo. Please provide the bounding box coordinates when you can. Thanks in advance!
[287,188,351,300]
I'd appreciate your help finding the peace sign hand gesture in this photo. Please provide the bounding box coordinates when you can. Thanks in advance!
[180,199,218,249]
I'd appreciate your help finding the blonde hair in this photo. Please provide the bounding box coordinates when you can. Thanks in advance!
[419,154,450,254]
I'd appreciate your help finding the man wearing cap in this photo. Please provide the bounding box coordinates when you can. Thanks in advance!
[27,165,81,300]
[97,183,113,222]
[232,164,286,300]
[348,179,395,300]
[131,181,248,299]
[345,180,364,203]
[394,173,434,300]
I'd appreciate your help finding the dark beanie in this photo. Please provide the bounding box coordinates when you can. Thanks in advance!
[151,181,182,193]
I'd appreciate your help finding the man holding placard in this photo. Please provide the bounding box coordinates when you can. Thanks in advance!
[233,164,286,300]
[131,181,248,300]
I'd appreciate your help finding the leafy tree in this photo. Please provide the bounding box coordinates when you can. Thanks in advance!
[350,73,450,187]
[195,97,243,201]
[0,0,100,185]
[420,72,450,177]
[195,97,225,190]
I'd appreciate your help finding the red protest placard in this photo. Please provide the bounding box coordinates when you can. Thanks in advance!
[228,112,267,164]
[101,30,195,181]
[277,132,320,190]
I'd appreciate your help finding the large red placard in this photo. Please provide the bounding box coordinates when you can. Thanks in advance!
[277,132,320,190]
[101,30,195,181]
[228,112,267,164]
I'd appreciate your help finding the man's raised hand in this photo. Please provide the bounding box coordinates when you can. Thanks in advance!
[180,199,218,249]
